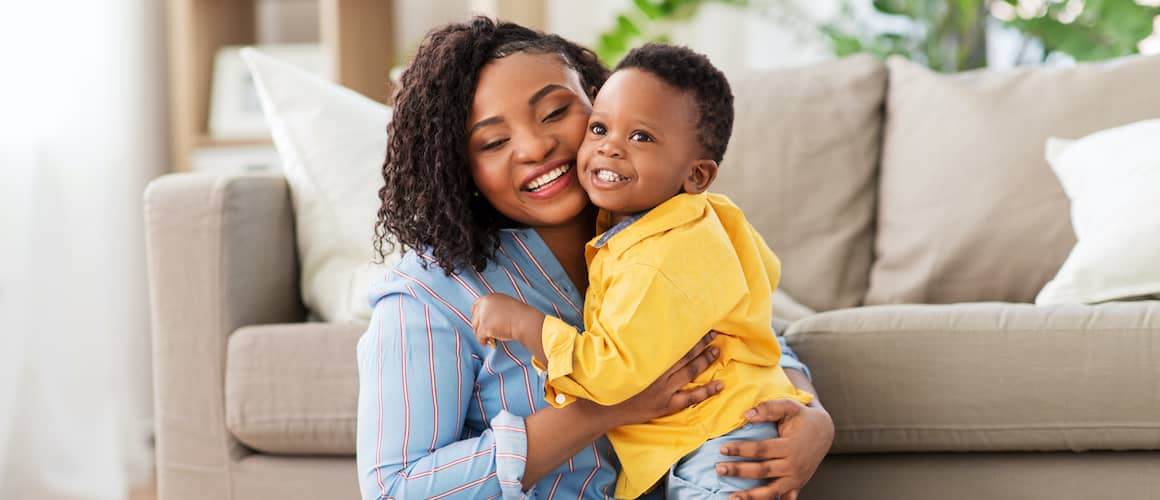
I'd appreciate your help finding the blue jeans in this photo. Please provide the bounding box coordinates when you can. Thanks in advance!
[665,422,779,499]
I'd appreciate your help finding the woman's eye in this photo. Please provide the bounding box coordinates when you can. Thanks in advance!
[543,105,568,122]
[481,139,507,151]
[590,123,607,135]
[630,131,653,142]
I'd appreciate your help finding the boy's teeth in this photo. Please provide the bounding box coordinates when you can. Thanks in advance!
[526,164,570,191]
[597,170,624,182]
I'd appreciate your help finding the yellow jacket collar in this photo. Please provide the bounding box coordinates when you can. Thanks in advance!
[589,193,708,257]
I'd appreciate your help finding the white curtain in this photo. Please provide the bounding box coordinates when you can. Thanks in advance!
[0,1,167,498]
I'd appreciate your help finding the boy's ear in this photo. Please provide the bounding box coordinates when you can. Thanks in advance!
[683,159,718,194]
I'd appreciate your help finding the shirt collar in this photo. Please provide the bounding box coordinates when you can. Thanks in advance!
[589,193,708,256]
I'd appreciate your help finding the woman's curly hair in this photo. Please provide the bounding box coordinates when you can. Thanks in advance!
[375,17,609,274]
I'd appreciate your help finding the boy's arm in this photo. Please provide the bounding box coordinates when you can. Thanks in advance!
[540,262,744,407]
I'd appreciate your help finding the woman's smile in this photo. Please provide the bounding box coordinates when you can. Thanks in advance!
[520,159,576,198]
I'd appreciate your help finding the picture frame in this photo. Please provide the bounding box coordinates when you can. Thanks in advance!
[208,43,328,139]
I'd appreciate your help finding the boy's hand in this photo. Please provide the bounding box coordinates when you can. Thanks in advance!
[470,293,545,349]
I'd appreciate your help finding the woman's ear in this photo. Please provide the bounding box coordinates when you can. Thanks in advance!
[682,159,718,194]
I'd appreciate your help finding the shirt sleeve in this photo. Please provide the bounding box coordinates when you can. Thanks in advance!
[356,291,535,500]
[540,263,745,408]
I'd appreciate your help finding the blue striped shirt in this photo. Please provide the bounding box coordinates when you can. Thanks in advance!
[356,228,811,500]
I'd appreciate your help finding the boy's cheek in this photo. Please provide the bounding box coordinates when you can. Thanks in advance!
[577,138,597,168]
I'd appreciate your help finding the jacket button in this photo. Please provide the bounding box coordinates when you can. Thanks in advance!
[555,394,566,405]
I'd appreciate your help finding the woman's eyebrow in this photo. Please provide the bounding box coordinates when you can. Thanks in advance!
[469,116,502,134]
[528,84,568,106]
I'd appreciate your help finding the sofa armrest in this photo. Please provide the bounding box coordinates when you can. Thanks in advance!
[144,173,306,499]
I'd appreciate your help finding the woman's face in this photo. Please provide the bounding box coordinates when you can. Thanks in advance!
[467,52,594,229]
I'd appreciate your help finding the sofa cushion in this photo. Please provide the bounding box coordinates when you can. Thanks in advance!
[785,301,1160,454]
[718,54,886,312]
[867,55,1160,305]
[226,322,363,455]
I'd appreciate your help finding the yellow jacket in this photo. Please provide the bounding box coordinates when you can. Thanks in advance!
[535,192,813,498]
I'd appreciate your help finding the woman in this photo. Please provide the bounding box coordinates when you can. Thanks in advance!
[358,17,833,500]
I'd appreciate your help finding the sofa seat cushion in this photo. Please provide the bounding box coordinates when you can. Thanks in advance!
[226,322,363,455]
[786,301,1160,454]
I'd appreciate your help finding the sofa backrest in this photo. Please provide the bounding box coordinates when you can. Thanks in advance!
[718,55,886,313]
[866,54,1160,305]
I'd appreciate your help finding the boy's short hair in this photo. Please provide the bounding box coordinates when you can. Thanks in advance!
[615,43,733,163]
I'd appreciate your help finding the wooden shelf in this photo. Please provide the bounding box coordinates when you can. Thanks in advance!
[193,134,273,149]
[166,0,395,172]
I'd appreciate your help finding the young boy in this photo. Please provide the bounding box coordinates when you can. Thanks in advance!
[471,43,813,499]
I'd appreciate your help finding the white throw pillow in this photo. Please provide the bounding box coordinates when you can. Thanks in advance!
[1035,119,1160,305]
[241,48,398,323]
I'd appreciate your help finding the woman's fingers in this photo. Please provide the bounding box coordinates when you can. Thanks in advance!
[744,399,802,423]
[715,457,792,479]
[667,331,718,383]
[720,437,789,459]
[728,477,796,500]
[669,380,723,409]
[660,331,722,414]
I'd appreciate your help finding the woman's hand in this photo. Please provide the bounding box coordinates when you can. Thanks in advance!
[607,331,724,428]
[717,398,835,500]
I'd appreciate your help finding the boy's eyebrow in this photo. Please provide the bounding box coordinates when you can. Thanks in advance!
[528,84,568,106]
[633,118,662,131]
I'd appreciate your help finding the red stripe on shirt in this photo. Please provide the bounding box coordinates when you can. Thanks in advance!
[512,233,581,314]
[394,270,471,326]
[429,472,498,499]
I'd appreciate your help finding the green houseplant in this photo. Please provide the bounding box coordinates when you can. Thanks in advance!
[598,0,1160,71]
[822,0,1160,71]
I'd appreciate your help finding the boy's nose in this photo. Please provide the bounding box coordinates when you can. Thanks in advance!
[597,140,624,159]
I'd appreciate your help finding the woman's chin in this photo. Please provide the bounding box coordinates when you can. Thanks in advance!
[520,189,593,228]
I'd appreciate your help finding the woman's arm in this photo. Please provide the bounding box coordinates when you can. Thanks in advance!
[357,292,509,500]
[522,331,725,487]
[358,291,725,499]
[716,338,835,500]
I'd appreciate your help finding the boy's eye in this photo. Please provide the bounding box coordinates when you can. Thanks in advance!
[590,123,607,135]
[543,105,568,122]
[630,131,653,142]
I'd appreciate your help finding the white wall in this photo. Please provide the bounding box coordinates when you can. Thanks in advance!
[547,0,839,77]
[0,0,168,497]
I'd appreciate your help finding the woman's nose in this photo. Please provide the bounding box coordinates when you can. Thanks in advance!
[512,129,554,163]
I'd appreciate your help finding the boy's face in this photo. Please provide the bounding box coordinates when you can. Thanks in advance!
[577,68,714,222]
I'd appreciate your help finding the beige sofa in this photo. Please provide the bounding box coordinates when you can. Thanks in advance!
[145,54,1160,500]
